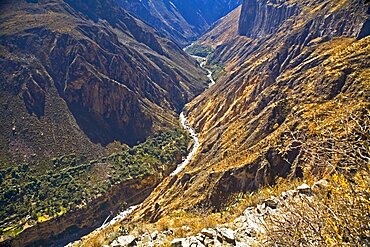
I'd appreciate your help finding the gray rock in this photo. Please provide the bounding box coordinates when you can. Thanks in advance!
[201,228,217,238]
[171,238,187,247]
[111,240,120,247]
[150,230,158,240]
[217,228,235,243]
[188,236,205,247]
[196,233,205,243]
[285,189,298,198]
[235,226,253,239]
[233,216,248,228]
[281,191,288,199]
[182,225,191,232]
[203,237,215,247]
[297,183,312,194]
[256,203,266,214]
[163,229,174,235]
[117,235,136,246]
[312,179,329,192]
[140,233,152,245]
[262,198,278,209]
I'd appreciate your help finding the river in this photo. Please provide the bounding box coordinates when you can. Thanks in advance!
[65,53,214,246]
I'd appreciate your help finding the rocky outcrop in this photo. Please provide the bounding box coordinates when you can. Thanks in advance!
[117,0,243,46]
[239,0,368,39]
[0,0,207,164]
[104,182,323,247]
[9,176,158,247]
[357,6,370,39]
[239,0,300,37]
[122,0,370,221]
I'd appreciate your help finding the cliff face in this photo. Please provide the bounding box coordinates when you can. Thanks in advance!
[238,0,300,37]
[0,0,207,164]
[129,0,370,219]
[116,0,243,46]
[9,176,156,247]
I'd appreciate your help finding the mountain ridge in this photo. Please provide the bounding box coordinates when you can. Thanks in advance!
[116,0,242,46]
[0,0,207,165]
[122,0,370,224]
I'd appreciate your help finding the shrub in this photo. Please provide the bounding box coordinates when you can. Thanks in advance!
[261,110,370,246]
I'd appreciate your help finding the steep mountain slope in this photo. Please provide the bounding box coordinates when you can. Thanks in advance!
[127,0,370,221]
[0,0,207,165]
[0,0,209,245]
[116,0,242,46]
[195,6,242,49]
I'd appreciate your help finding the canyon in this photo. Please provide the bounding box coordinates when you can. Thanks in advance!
[116,0,242,46]
[1,0,369,246]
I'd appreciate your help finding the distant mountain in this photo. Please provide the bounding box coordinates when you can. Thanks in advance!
[0,0,208,165]
[0,0,208,244]
[129,0,370,218]
[116,0,242,46]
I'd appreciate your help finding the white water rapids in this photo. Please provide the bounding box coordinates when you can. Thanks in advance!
[170,112,200,176]
[170,56,215,176]
[66,52,214,247]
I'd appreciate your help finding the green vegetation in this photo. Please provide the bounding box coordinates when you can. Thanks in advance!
[205,62,226,82]
[185,44,225,81]
[0,129,190,238]
[185,45,213,57]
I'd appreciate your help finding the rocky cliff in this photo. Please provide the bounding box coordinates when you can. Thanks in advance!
[0,0,207,165]
[126,0,370,220]
[116,0,243,46]
[238,0,300,37]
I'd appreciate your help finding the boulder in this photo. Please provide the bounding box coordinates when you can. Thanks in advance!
[262,198,278,209]
[256,203,266,214]
[284,189,298,198]
[297,183,312,194]
[217,228,235,244]
[163,229,174,235]
[312,179,329,192]
[140,233,152,245]
[111,240,120,247]
[188,236,205,247]
[150,230,158,240]
[201,228,217,238]
[171,238,187,247]
[203,237,215,246]
[196,233,205,243]
[117,235,136,246]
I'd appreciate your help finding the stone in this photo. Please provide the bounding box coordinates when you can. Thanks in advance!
[281,191,288,199]
[312,179,329,192]
[111,240,120,247]
[201,228,216,238]
[150,230,158,240]
[181,225,191,232]
[196,233,205,243]
[285,189,298,198]
[262,198,278,209]
[117,235,137,246]
[171,238,187,247]
[188,236,205,247]
[203,237,214,247]
[163,229,174,235]
[256,203,266,214]
[217,228,235,243]
[297,183,312,194]
[140,233,152,244]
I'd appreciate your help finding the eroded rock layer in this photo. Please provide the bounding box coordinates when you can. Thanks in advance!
[0,0,207,164]
[130,0,370,219]
[117,0,243,46]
